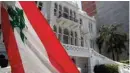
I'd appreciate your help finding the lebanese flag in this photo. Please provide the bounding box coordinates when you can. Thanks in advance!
[1,1,79,73]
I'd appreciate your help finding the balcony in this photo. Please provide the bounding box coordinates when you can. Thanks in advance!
[56,14,79,29]
[62,44,90,57]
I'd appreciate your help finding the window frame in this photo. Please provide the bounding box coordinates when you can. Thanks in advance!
[63,28,69,44]
[63,7,69,19]
[54,3,58,16]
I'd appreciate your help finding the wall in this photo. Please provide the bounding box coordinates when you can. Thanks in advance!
[96,1,129,33]
[81,1,97,16]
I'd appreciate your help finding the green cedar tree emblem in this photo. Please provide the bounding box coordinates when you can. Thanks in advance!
[7,6,27,42]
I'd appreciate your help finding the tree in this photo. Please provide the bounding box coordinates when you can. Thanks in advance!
[96,24,128,61]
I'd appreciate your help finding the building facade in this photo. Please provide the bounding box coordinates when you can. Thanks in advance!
[35,1,97,73]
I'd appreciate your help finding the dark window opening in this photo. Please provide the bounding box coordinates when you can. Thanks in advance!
[54,9,57,16]
[81,37,84,47]
[80,18,82,24]
[38,2,43,10]
[70,10,73,20]
[54,3,58,9]
[75,32,78,46]
[71,31,74,45]
[63,29,69,44]
[58,5,62,17]
[63,7,69,19]
[39,2,43,6]
[53,25,57,36]
[58,27,62,41]
[54,3,58,16]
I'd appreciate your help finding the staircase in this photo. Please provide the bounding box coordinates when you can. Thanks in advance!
[62,43,130,73]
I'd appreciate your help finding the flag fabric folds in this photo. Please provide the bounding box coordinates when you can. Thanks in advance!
[1,1,79,73]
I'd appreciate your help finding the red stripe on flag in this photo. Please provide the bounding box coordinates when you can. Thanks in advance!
[1,7,25,73]
[20,2,79,73]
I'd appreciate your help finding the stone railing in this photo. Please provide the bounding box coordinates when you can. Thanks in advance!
[90,48,117,65]
[62,44,90,57]
[92,48,115,62]
[62,44,87,51]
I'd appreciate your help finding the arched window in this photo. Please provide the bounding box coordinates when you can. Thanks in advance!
[63,28,69,44]
[54,3,58,16]
[58,27,62,41]
[75,32,78,46]
[58,5,62,17]
[63,7,69,19]
[70,31,74,45]
[81,37,84,47]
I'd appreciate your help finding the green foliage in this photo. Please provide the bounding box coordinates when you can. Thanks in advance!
[105,64,119,73]
[94,64,119,73]
[120,60,130,64]
[96,24,128,61]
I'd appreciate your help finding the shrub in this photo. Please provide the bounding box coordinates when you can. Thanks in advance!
[94,64,119,73]
[120,60,130,64]
[105,64,119,73]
